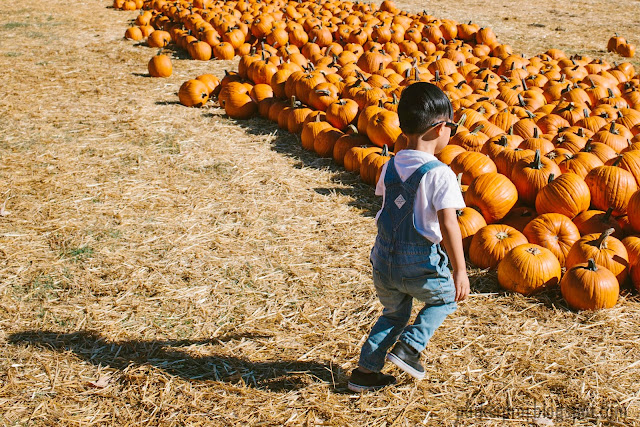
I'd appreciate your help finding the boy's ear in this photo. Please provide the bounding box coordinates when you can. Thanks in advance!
[434,122,448,138]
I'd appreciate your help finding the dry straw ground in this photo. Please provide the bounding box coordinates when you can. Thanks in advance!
[1,0,640,425]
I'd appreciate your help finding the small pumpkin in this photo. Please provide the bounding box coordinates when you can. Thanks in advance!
[457,207,487,253]
[148,52,172,78]
[360,145,394,186]
[178,79,209,107]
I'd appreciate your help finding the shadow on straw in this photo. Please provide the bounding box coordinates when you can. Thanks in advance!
[7,330,342,392]
[233,117,380,217]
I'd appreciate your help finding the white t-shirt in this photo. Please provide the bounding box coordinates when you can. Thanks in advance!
[375,149,466,244]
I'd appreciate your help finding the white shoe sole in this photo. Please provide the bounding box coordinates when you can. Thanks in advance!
[386,352,426,380]
[347,382,392,393]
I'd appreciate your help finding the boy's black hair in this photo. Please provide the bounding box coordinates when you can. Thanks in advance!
[397,82,453,135]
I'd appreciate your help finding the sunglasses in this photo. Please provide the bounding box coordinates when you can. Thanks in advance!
[426,121,458,137]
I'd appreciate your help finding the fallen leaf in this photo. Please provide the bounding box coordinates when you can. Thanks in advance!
[89,376,111,388]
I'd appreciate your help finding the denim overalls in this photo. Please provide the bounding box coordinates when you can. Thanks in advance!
[358,158,458,372]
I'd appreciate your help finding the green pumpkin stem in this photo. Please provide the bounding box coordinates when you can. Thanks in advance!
[471,124,485,135]
[548,173,555,183]
[531,149,542,169]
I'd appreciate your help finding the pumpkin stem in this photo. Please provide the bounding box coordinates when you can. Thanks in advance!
[381,144,389,156]
[347,124,358,134]
[471,124,484,135]
[457,172,463,187]
[457,113,467,127]
[612,155,623,167]
[587,258,598,271]
[533,127,539,138]
[531,149,543,169]
[548,173,555,183]
[525,246,541,255]
[595,228,615,250]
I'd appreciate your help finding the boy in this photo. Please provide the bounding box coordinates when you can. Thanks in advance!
[348,82,470,393]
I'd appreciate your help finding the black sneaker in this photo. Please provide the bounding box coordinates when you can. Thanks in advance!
[347,368,396,393]
[386,341,426,380]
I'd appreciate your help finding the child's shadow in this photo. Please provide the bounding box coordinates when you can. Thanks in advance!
[7,330,344,393]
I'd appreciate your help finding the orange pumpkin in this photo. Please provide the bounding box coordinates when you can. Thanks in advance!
[523,213,580,266]
[178,79,209,107]
[469,224,528,269]
[497,244,561,295]
[561,259,619,310]
[565,229,629,285]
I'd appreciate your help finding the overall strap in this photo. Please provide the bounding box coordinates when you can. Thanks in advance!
[404,160,446,192]
[383,157,401,186]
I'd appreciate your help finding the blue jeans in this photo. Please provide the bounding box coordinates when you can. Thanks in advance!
[358,242,457,372]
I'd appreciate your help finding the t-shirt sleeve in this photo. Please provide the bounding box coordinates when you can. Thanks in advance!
[375,162,388,196]
[430,167,466,211]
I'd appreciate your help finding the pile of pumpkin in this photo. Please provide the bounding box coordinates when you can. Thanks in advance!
[127,0,640,311]
[114,0,145,11]
[608,34,636,59]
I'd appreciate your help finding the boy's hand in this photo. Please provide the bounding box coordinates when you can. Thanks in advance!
[453,270,470,302]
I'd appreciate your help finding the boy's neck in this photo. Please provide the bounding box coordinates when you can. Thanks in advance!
[404,134,438,155]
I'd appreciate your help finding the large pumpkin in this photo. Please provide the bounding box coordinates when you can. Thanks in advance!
[469,224,528,269]
[561,259,619,310]
[148,53,172,78]
[511,150,562,206]
[584,163,638,216]
[565,229,629,285]
[497,244,561,295]
[367,110,402,149]
[450,151,497,185]
[535,172,590,218]
[523,213,580,266]
[464,172,518,224]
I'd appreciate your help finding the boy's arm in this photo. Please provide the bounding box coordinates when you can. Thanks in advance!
[437,208,470,302]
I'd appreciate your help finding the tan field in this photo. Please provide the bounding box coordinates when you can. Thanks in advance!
[1,0,639,425]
